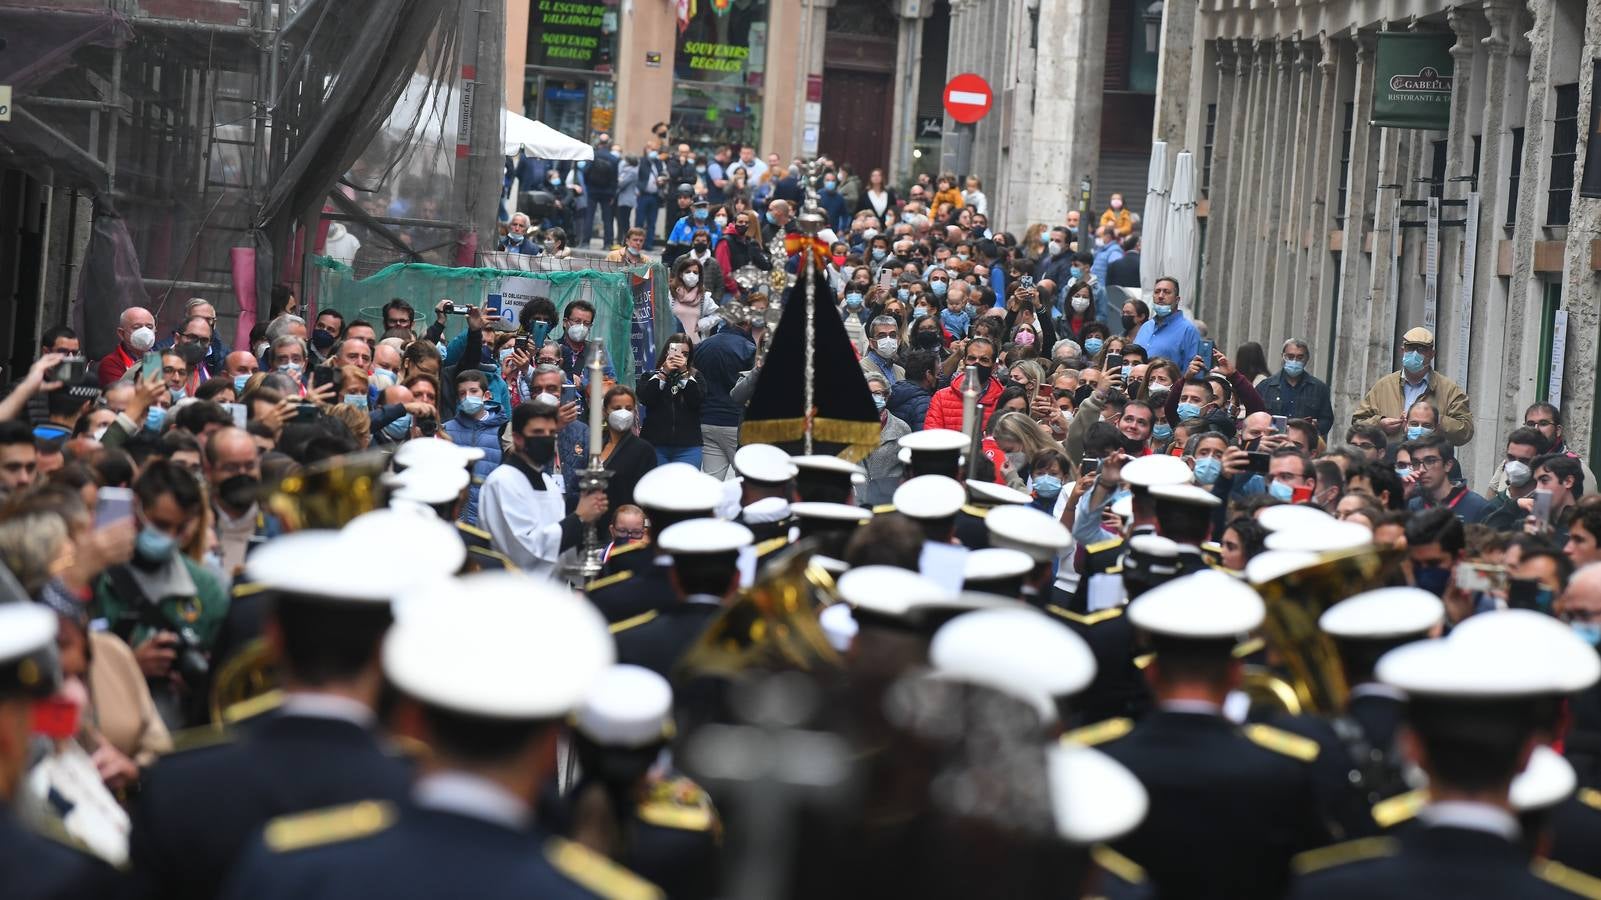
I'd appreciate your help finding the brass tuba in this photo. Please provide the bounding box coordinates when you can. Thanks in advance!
[1243,544,1406,715]
[675,538,845,682]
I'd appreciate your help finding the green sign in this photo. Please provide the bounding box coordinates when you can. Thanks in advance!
[1371,33,1454,130]
[529,0,614,71]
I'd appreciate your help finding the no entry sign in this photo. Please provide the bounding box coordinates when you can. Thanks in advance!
[943,73,993,124]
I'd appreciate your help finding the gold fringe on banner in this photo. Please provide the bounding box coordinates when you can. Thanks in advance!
[739,416,882,463]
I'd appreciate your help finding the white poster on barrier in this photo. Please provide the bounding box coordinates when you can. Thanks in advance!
[486,275,551,324]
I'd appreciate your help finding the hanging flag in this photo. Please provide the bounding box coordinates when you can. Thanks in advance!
[676,0,692,33]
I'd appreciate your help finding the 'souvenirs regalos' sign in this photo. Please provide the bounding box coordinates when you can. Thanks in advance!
[1371,33,1454,131]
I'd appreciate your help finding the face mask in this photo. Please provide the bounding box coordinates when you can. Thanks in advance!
[902,212,915,225]
[548,174,561,185]
[914,331,943,349]
[895,289,910,302]
[233,374,251,392]
[129,326,156,352]
[577,161,588,171]
[382,414,413,441]
[144,406,167,433]
[957,253,970,261]
[1504,459,1532,487]
[217,474,260,510]
[343,393,369,410]
[1152,423,1174,441]
[845,293,865,309]
[135,525,177,564]
[872,393,887,411]
[1413,563,1451,598]
[767,212,780,226]
[875,337,899,357]
[1121,314,1136,330]
[693,208,708,220]
[1071,296,1091,313]
[912,306,930,320]
[930,281,948,298]
[278,362,303,378]
[872,248,887,261]
[1152,304,1173,318]
[1572,622,1601,647]
[371,367,397,389]
[92,426,108,442]
[608,408,635,432]
[696,165,708,174]
[1084,337,1104,355]
[523,434,556,466]
[1069,267,1083,280]
[567,323,589,344]
[972,364,993,384]
[1406,425,1433,441]
[1193,456,1223,485]
[1268,480,1296,502]
[1176,402,1202,420]
[1395,465,1413,480]
[254,341,271,359]
[505,232,524,243]
[311,330,337,351]
[1282,358,1306,377]
[682,271,700,288]
[1040,233,1051,246]
[459,395,485,416]
[1402,350,1427,374]
[714,215,728,228]
[1032,474,1063,499]
[170,388,187,402]
[825,180,836,190]
[692,244,710,254]
[1048,241,1063,256]
[1016,331,1036,347]
[832,254,847,267]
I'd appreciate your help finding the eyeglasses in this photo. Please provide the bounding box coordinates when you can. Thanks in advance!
[179,332,208,343]
[385,318,413,328]
[614,529,646,541]
[1525,420,1556,429]
[1412,455,1446,469]
[1352,441,1377,451]
[161,366,187,377]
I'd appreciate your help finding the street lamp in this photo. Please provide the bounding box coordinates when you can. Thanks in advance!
[1143,0,1164,50]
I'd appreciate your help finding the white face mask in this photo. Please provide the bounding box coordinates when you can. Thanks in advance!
[129,326,156,352]
[567,323,589,344]
[875,337,899,357]
[1048,240,1063,256]
[682,271,700,287]
[714,216,728,228]
[607,408,635,433]
[1070,296,1091,313]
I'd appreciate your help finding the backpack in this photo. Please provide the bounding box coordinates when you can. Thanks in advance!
[585,154,617,192]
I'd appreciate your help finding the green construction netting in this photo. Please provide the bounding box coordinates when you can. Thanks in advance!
[312,256,668,383]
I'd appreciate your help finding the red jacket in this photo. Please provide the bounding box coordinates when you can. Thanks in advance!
[97,345,137,387]
[924,371,1004,432]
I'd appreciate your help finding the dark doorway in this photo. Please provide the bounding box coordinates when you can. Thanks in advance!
[819,69,893,175]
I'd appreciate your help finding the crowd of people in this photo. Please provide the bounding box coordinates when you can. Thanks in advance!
[3,155,1601,899]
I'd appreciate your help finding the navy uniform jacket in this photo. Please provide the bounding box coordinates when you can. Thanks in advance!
[1069,709,1332,900]
[953,507,991,550]
[1046,604,1151,725]
[1549,788,1601,880]
[612,603,723,679]
[222,802,661,900]
[128,712,412,900]
[1288,824,1596,899]
[0,806,119,900]
[542,773,722,900]
[587,562,673,625]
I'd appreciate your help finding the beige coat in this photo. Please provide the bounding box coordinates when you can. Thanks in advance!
[1350,369,1474,446]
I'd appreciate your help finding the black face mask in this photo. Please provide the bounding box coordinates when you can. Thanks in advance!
[311,329,337,351]
[692,244,709,253]
[217,474,260,510]
[1120,314,1137,331]
[971,364,993,384]
[914,330,943,350]
[522,434,556,466]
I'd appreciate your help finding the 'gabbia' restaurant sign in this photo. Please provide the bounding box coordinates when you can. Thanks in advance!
[1371,33,1454,130]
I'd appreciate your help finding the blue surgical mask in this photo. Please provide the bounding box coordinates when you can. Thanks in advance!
[845,293,865,309]
[1406,425,1433,441]
[144,406,166,433]
[1572,622,1601,647]
[459,395,485,416]
[233,374,251,392]
[1402,350,1426,374]
[135,525,176,564]
[278,362,303,378]
[1193,456,1222,485]
[1069,267,1082,280]
[1395,465,1413,479]
[371,367,397,387]
[766,212,779,225]
[1413,564,1451,598]
[1176,402,1202,420]
[1268,480,1296,502]
[872,248,887,261]
[896,288,910,302]
[693,208,708,220]
[1032,474,1063,499]
[825,179,837,190]
[170,388,187,402]
[343,393,369,410]
[383,414,413,441]
[912,306,930,319]
[1084,337,1104,355]
[1152,423,1174,441]
[1282,358,1306,377]
[931,281,948,297]
[872,393,887,411]
[1152,303,1173,318]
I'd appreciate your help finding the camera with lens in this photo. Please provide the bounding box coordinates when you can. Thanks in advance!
[417,413,438,437]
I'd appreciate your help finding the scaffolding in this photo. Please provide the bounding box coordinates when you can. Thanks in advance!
[0,0,504,367]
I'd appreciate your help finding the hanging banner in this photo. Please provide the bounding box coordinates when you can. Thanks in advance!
[1371,33,1454,130]
[1549,309,1569,405]
[628,271,659,377]
[1423,197,1440,332]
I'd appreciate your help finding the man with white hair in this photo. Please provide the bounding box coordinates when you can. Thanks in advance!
[497,212,540,255]
[97,305,157,386]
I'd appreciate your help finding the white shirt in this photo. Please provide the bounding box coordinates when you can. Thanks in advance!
[280,692,377,728]
[413,771,531,830]
[479,463,570,579]
[1419,800,1520,842]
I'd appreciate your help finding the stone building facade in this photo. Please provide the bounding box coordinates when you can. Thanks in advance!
[1160,0,1601,482]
